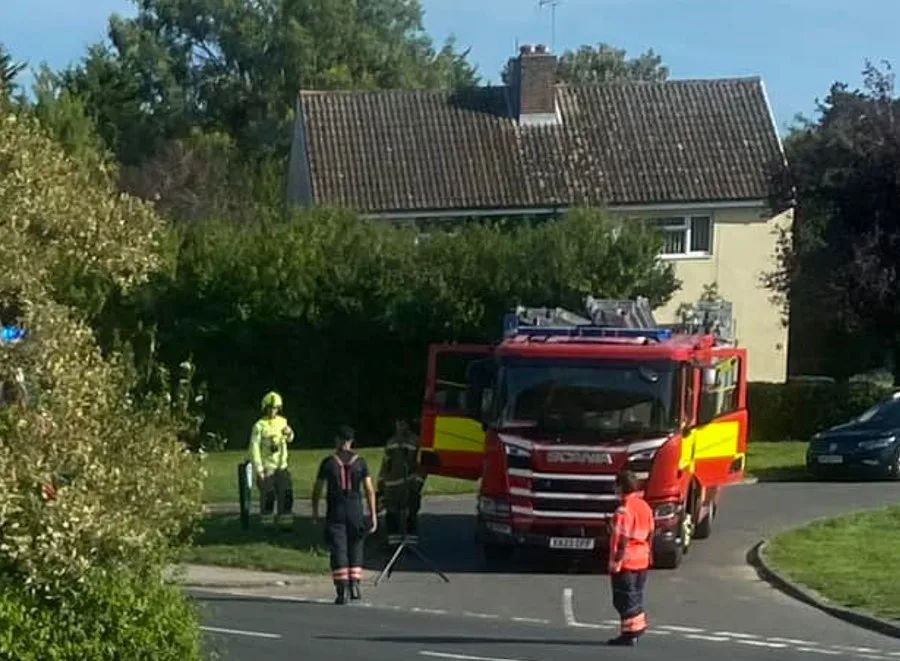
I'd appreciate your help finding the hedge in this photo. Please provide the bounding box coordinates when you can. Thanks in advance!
[0,571,204,661]
[747,380,894,441]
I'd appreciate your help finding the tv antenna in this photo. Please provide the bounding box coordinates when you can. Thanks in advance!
[538,0,561,52]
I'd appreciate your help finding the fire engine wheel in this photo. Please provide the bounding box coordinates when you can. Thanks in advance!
[480,544,514,569]
[694,502,714,540]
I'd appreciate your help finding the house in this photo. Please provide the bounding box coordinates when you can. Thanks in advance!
[287,44,792,383]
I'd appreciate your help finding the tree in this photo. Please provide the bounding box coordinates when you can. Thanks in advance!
[0,43,26,103]
[765,61,900,376]
[62,0,480,166]
[0,111,204,661]
[501,42,668,85]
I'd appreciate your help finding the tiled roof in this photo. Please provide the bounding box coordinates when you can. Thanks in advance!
[297,77,783,215]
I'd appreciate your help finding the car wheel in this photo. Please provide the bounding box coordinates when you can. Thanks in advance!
[888,449,900,481]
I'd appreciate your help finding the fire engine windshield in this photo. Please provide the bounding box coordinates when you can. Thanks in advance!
[495,359,679,438]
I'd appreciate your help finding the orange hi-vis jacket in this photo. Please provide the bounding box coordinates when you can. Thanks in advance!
[608,492,655,573]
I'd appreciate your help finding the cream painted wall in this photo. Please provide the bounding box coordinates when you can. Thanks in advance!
[617,206,792,383]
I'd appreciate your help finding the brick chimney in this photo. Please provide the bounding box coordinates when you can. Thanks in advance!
[509,44,559,125]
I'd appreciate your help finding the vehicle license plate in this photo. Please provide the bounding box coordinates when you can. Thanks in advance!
[817,455,843,464]
[549,537,595,550]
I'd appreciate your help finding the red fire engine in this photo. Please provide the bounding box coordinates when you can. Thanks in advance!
[418,297,747,569]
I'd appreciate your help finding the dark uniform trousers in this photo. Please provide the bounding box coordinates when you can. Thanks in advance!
[384,480,422,544]
[259,468,294,517]
[611,570,649,636]
[326,517,366,588]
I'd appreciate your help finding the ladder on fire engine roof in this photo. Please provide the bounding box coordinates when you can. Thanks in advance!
[503,296,736,345]
[503,297,674,342]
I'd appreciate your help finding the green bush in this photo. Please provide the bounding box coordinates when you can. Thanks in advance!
[0,571,204,661]
[748,380,894,441]
[109,207,681,447]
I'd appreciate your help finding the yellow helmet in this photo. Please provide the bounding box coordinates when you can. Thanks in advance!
[261,391,283,411]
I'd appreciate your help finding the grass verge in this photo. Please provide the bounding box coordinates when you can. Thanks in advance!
[183,513,331,574]
[745,441,808,481]
[765,506,900,620]
[202,448,476,503]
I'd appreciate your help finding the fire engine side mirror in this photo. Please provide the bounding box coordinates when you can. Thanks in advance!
[702,367,717,387]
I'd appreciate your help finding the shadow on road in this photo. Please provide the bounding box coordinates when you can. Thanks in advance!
[316,634,602,646]
[363,512,609,576]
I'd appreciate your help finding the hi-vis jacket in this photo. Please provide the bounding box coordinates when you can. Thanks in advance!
[608,492,655,573]
[249,415,295,476]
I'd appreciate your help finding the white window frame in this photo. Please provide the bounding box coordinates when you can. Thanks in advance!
[651,215,714,259]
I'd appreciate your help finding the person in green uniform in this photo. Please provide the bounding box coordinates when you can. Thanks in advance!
[249,391,295,525]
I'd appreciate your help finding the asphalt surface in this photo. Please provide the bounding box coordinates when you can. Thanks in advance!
[196,590,868,661]
[199,480,900,660]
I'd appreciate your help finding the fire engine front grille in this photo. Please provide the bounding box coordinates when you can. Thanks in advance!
[530,476,617,495]
[532,498,619,514]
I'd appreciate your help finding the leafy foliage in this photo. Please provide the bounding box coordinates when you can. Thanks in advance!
[61,0,479,165]
[0,570,204,661]
[0,43,26,103]
[125,208,679,446]
[765,61,900,376]
[501,43,668,85]
[747,380,893,442]
[0,111,202,609]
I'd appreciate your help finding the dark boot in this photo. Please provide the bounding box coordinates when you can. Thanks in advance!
[334,581,348,605]
[349,580,361,601]
[606,634,638,646]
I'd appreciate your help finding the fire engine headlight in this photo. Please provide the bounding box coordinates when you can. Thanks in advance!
[653,503,679,519]
[504,444,530,458]
[478,497,511,517]
[859,436,896,450]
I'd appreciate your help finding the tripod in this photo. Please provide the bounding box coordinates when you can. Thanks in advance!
[374,503,449,586]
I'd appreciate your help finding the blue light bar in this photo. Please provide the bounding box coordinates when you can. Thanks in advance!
[503,314,672,342]
[0,325,26,345]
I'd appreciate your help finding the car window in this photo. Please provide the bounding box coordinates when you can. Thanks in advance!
[858,397,900,424]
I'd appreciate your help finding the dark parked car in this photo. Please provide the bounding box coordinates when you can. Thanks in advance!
[807,392,900,480]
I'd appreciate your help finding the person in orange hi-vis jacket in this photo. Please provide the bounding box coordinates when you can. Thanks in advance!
[606,469,655,646]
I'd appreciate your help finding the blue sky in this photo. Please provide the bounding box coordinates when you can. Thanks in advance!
[3,0,898,134]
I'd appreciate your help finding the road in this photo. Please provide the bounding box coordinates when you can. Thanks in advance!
[197,591,884,661]
[199,480,900,660]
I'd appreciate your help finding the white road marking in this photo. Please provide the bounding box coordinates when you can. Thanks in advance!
[686,633,731,642]
[737,639,788,649]
[562,588,576,626]
[200,625,281,639]
[412,608,448,615]
[511,617,551,624]
[715,631,761,639]
[463,611,500,619]
[660,624,706,633]
[419,652,525,661]
[797,648,841,656]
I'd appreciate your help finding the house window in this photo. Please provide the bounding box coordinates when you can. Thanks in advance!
[650,216,713,257]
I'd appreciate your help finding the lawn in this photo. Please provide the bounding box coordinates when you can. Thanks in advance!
[189,440,809,575]
[201,448,477,504]
[745,441,808,481]
[183,513,332,574]
[765,506,900,620]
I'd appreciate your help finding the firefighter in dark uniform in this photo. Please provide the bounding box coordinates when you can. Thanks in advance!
[312,425,378,604]
[376,418,425,547]
[606,469,655,646]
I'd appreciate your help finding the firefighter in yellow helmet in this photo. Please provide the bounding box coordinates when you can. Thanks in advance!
[249,391,296,526]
